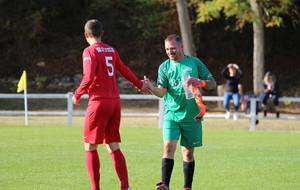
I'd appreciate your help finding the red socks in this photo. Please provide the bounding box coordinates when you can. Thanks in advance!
[86,150,100,190]
[110,149,129,190]
[86,149,129,190]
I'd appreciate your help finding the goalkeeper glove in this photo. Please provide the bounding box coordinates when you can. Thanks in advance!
[186,77,206,88]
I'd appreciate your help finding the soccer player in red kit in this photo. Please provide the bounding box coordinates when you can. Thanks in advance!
[73,19,147,190]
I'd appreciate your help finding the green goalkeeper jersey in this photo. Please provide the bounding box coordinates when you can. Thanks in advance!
[157,55,214,122]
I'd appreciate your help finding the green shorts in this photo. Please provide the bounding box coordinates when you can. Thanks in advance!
[163,120,202,148]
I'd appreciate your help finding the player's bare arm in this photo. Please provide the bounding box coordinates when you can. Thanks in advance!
[150,85,167,97]
[144,76,167,97]
[204,79,216,90]
[140,79,151,94]
[186,77,216,91]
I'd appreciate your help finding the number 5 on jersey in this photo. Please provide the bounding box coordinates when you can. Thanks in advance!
[105,56,114,77]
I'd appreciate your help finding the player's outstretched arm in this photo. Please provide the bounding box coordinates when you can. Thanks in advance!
[140,80,151,94]
[144,76,167,97]
[204,79,217,90]
[186,77,216,90]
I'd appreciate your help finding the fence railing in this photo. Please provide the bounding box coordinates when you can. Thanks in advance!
[0,93,300,130]
[0,93,165,127]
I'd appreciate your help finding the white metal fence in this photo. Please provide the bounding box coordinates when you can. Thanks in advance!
[0,93,164,127]
[0,93,300,130]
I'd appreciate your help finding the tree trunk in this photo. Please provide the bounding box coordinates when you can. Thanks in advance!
[176,0,196,56]
[249,0,265,95]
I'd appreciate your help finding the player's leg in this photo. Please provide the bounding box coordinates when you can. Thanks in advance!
[105,100,130,190]
[83,100,112,190]
[156,120,180,190]
[181,147,195,190]
[85,143,100,190]
[162,140,177,184]
[83,101,106,190]
[106,143,129,190]
[180,121,202,190]
[156,140,177,190]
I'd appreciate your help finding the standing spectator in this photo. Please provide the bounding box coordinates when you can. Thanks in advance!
[260,71,280,118]
[222,63,242,120]
[73,19,147,190]
[144,34,216,190]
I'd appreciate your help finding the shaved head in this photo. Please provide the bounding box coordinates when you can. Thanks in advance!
[165,34,182,44]
[84,19,103,38]
[164,34,184,61]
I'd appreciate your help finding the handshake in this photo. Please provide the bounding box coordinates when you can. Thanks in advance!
[140,76,154,94]
[139,76,206,96]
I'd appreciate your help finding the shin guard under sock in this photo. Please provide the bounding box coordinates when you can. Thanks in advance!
[162,158,174,187]
[110,149,129,190]
[183,161,195,188]
[86,150,100,190]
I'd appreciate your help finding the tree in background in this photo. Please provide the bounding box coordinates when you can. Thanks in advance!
[176,0,197,56]
[85,0,174,74]
[1,0,299,94]
[0,0,174,92]
[193,0,299,94]
[0,0,87,77]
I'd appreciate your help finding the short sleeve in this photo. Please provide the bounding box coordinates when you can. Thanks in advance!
[157,64,168,88]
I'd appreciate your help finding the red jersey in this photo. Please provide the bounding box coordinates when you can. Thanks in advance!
[74,42,143,100]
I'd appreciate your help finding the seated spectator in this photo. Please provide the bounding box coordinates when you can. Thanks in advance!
[222,63,242,120]
[260,71,280,118]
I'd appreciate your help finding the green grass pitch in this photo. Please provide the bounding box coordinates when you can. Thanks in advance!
[0,117,300,190]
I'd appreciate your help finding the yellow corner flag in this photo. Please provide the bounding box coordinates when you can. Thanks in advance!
[17,70,27,93]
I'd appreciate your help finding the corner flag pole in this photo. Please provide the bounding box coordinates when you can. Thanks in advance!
[24,88,28,126]
[17,70,28,126]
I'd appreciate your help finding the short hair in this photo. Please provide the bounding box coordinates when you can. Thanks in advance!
[165,34,182,43]
[84,19,103,37]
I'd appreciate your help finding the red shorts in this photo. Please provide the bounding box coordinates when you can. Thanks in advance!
[83,99,121,144]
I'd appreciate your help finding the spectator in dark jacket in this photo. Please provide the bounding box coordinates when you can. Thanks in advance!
[260,71,280,118]
[222,63,242,120]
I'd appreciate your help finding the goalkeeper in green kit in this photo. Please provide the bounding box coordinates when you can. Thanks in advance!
[144,34,216,190]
